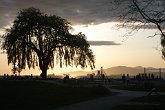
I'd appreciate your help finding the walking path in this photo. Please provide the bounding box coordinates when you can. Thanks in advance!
[42,80,165,110]
[54,87,165,110]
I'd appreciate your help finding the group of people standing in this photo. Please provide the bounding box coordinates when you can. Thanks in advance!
[122,74,130,85]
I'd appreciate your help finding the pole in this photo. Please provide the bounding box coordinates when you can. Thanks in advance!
[144,68,146,74]
[101,66,103,75]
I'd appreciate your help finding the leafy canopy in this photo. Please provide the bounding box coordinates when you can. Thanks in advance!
[2,7,95,72]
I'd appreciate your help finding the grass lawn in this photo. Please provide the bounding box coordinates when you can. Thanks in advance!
[111,80,165,92]
[0,80,111,110]
[112,95,165,110]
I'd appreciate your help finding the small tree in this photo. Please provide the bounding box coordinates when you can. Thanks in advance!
[2,7,95,79]
[113,0,165,58]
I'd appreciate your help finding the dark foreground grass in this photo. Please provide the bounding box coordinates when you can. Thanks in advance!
[112,95,165,110]
[112,104,161,110]
[0,80,110,110]
[111,81,165,92]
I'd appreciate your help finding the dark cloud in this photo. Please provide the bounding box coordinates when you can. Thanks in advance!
[88,41,120,46]
[0,0,163,31]
[0,0,122,47]
[0,0,117,29]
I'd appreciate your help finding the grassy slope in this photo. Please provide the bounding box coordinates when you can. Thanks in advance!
[112,95,165,110]
[0,80,110,110]
[111,80,165,92]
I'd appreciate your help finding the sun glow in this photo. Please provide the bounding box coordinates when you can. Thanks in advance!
[0,22,165,77]
[72,22,124,41]
[72,22,165,69]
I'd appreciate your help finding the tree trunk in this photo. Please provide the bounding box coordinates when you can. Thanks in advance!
[41,67,47,79]
[40,59,48,79]
[38,55,49,79]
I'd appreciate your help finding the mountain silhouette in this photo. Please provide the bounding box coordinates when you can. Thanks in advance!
[104,66,144,76]
[59,66,165,78]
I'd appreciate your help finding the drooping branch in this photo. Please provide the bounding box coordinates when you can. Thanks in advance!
[1,7,95,78]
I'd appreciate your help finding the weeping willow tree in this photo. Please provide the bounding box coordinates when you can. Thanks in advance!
[2,7,95,79]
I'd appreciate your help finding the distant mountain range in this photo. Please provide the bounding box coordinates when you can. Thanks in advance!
[104,66,144,76]
[59,66,165,78]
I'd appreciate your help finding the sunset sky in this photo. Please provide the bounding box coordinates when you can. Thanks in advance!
[0,0,165,76]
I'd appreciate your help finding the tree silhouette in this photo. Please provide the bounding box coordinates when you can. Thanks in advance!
[2,7,95,79]
[114,0,165,59]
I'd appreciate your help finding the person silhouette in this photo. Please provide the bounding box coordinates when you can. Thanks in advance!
[122,74,126,84]
[126,74,130,85]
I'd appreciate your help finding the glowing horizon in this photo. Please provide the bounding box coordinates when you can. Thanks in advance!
[0,22,165,77]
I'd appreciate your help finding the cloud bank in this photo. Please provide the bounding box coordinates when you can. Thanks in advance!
[0,0,123,46]
[0,0,118,29]
[88,41,120,46]
[0,0,163,30]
